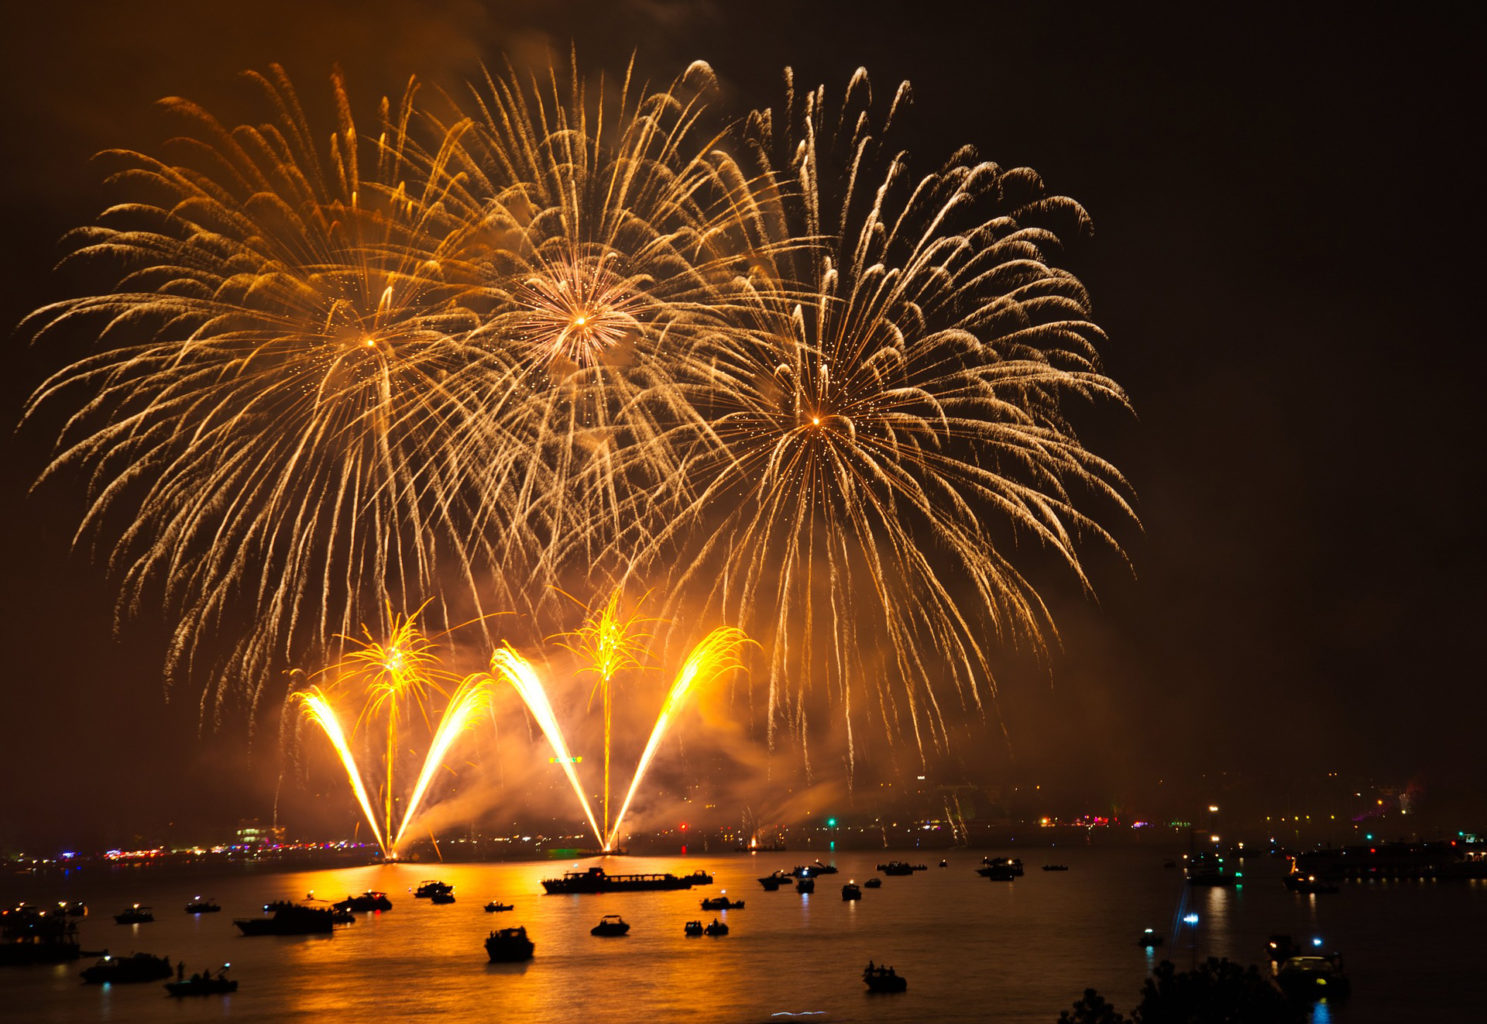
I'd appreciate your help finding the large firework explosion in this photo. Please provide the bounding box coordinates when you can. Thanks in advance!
[22,57,1135,776]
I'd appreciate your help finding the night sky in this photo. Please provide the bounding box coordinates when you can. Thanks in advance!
[2,1,1482,849]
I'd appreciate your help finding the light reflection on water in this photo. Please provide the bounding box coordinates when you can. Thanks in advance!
[0,847,1480,1022]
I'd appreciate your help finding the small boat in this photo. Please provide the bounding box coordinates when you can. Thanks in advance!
[590,914,630,937]
[1042,864,1069,872]
[81,952,173,984]
[700,894,744,911]
[414,880,453,899]
[1283,872,1339,894]
[684,920,704,937]
[165,966,237,996]
[810,859,838,875]
[863,962,907,993]
[1276,955,1350,1000]
[184,898,220,914]
[234,904,334,936]
[938,859,948,868]
[334,892,392,913]
[841,882,862,901]
[978,857,1024,878]
[429,890,456,905]
[864,877,882,889]
[758,871,792,890]
[483,901,514,913]
[59,901,88,918]
[113,904,154,925]
[795,877,815,894]
[1138,928,1163,947]
[704,918,729,936]
[485,925,534,962]
[877,861,914,876]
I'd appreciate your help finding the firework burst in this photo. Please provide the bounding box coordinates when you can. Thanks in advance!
[632,69,1136,768]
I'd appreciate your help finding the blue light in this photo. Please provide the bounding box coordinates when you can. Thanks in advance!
[1183,913,1199,925]
[1313,937,1323,947]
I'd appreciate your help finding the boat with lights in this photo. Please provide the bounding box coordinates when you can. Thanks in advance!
[234,903,334,936]
[863,963,907,993]
[334,891,392,913]
[541,866,711,894]
[113,904,154,925]
[81,952,173,984]
[165,966,237,996]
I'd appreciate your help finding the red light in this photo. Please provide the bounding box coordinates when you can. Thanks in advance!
[679,823,688,831]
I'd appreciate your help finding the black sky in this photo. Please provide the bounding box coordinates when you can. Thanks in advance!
[2,1,1483,848]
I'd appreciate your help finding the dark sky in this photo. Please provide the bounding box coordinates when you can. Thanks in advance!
[2,1,1483,849]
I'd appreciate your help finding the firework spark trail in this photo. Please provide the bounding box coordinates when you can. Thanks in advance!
[488,644,605,849]
[391,674,492,851]
[295,687,388,857]
[554,589,652,841]
[607,627,748,849]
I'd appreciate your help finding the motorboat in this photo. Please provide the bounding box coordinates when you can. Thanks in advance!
[978,857,1024,878]
[234,904,334,936]
[590,915,630,937]
[165,966,236,996]
[1138,928,1163,947]
[429,890,456,905]
[483,901,514,913]
[333,892,392,913]
[414,880,453,899]
[758,871,793,890]
[700,894,744,911]
[795,876,815,894]
[841,882,862,901]
[1276,955,1350,1000]
[184,898,220,914]
[1042,864,1069,872]
[81,952,173,984]
[877,861,914,876]
[113,904,154,925]
[704,919,729,936]
[485,926,534,962]
[810,860,838,875]
[938,859,949,868]
[684,920,704,937]
[863,963,907,993]
[864,877,882,889]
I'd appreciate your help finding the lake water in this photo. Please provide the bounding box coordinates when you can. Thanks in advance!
[2,845,1480,1022]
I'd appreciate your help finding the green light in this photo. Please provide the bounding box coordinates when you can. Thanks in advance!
[826,817,837,828]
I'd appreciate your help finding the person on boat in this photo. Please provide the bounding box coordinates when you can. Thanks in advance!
[177,961,185,981]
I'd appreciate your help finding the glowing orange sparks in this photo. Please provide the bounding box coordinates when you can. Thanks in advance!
[295,687,388,856]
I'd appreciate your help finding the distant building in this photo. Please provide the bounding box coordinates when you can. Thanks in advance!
[234,819,286,847]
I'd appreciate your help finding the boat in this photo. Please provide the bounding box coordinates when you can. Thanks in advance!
[330,907,355,924]
[483,901,514,913]
[758,871,793,890]
[1138,928,1163,947]
[841,882,862,901]
[59,901,88,918]
[683,920,704,937]
[590,914,630,937]
[1276,955,1350,1000]
[863,962,907,993]
[978,857,1024,878]
[334,892,392,913]
[414,880,453,899]
[165,967,237,996]
[262,900,296,913]
[700,894,744,911]
[877,861,915,876]
[541,866,710,894]
[810,859,838,875]
[81,952,173,984]
[233,904,334,936]
[184,898,220,914]
[484,926,534,962]
[1185,852,1238,887]
[938,859,949,868]
[704,918,729,936]
[1042,864,1069,872]
[795,876,815,894]
[429,890,456,905]
[113,904,154,925]
[0,904,80,964]
[864,877,883,889]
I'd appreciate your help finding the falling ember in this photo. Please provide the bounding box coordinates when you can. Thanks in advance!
[489,645,606,849]
[391,675,493,851]
[295,688,388,857]
[607,627,749,849]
